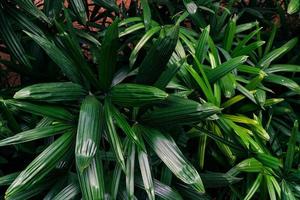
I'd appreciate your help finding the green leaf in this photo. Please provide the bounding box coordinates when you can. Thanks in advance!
[139,125,205,193]
[136,25,179,84]
[0,102,22,133]
[256,23,263,58]
[0,172,20,186]
[70,0,88,24]
[246,71,266,90]
[133,127,155,200]
[136,178,183,200]
[43,0,63,19]
[126,141,136,199]
[0,9,32,69]
[186,65,215,102]
[183,0,206,28]
[233,41,265,57]
[223,118,262,151]
[255,89,266,106]
[174,40,186,60]
[270,176,281,198]
[227,158,263,176]
[222,114,258,125]
[232,28,262,55]
[160,166,173,185]
[264,24,277,56]
[129,26,161,67]
[258,38,298,68]
[15,0,51,24]
[265,64,300,73]
[206,56,248,83]
[110,83,168,107]
[98,18,119,90]
[3,99,74,122]
[288,0,300,14]
[104,99,126,172]
[236,21,258,33]
[176,11,189,25]
[264,74,300,93]
[8,7,44,36]
[76,30,101,47]
[14,82,87,102]
[5,132,74,199]
[237,65,262,75]
[119,17,143,26]
[220,73,236,98]
[265,175,277,200]
[140,0,151,30]
[264,98,284,106]
[237,83,257,104]
[24,31,83,85]
[36,117,54,128]
[43,176,68,200]
[243,173,263,200]
[52,182,81,200]
[111,163,122,199]
[285,120,299,171]
[0,124,72,146]
[198,134,207,169]
[223,17,236,51]
[54,18,99,89]
[142,97,221,127]
[76,95,103,172]
[77,153,105,200]
[110,105,143,149]
[138,154,155,199]
[5,179,55,200]
[179,32,195,54]
[195,25,210,63]
[176,184,210,200]
[200,172,242,188]
[192,124,243,154]
[119,23,145,38]
[255,153,282,170]
[281,180,296,200]
[201,125,238,161]
[110,138,129,199]
[154,61,183,90]
[92,0,119,12]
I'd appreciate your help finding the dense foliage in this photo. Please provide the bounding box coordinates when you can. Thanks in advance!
[0,0,300,199]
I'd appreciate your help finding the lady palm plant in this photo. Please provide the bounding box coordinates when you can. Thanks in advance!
[0,0,300,200]
[172,18,300,199]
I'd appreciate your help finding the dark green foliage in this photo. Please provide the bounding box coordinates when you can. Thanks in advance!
[0,1,300,199]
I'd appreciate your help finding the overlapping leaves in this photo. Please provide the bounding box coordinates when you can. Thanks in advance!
[0,1,299,200]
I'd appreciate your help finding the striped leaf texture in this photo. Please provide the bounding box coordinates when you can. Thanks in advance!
[136,25,180,84]
[77,153,105,200]
[133,127,155,200]
[142,97,221,127]
[5,132,74,199]
[52,182,81,200]
[14,82,87,102]
[76,95,103,172]
[2,99,74,122]
[110,83,168,107]
[0,123,72,146]
[1,1,300,199]
[138,125,205,193]
[24,31,83,85]
[0,7,32,69]
[0,172,20,186]
[104,99,126,171]
[97,18,119,90]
